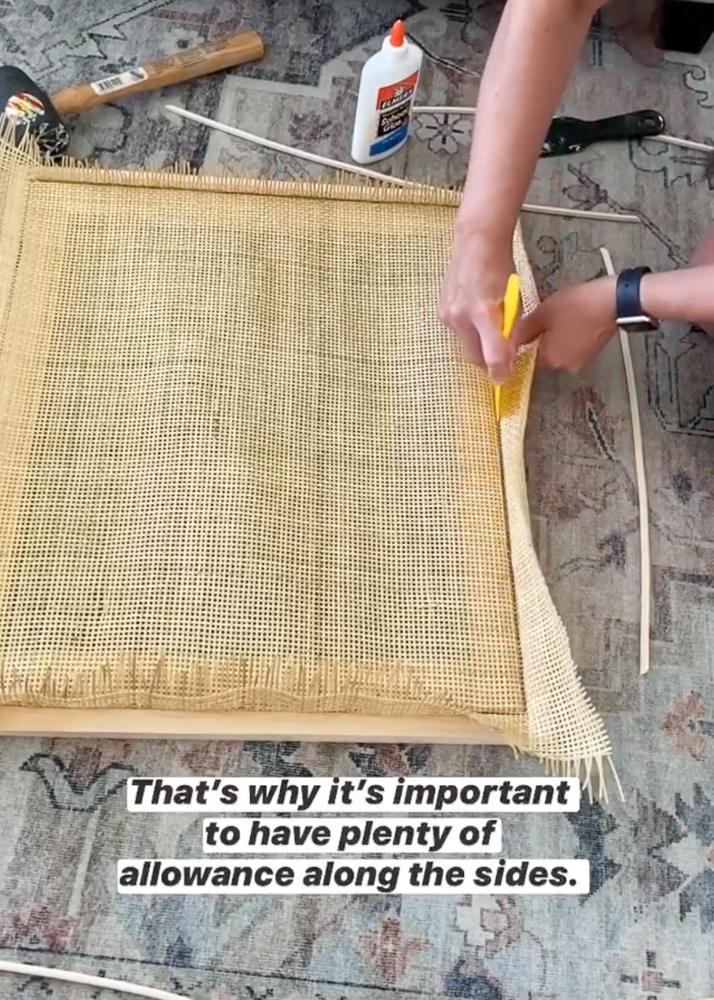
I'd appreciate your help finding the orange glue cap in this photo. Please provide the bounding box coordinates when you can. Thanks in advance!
[390,20,406,46]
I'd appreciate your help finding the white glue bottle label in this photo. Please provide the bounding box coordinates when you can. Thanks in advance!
[350,20,423,165]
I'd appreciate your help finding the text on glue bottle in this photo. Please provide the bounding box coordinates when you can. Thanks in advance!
[350,21,423,165]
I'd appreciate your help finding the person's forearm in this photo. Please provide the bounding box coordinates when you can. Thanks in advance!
[457,0,603,244]
[640,266,714,326]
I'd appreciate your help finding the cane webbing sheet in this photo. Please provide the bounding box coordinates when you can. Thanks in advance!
[0,135,611,768]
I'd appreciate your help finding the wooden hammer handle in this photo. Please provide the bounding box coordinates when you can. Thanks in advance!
[50,30,264,116]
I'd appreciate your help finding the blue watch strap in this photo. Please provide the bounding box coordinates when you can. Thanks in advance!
[616,267,655,328]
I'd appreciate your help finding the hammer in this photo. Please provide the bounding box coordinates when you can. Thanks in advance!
[0,30,265,159]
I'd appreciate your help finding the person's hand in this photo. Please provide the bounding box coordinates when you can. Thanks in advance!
[514,275,618,371]
[439,230,517,384]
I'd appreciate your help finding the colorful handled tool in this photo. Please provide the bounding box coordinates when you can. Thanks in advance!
[493,273,521,421]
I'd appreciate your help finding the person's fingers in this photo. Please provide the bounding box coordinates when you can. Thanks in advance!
[461,327,486,367]
[535,332,582,372]
[477,306,514,384]
[534,340,559,369]
[439,290,488,368]
[512,308,544,348]
[445,314,485,367]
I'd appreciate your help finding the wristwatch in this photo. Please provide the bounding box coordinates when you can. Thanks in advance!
[615,267,659,333]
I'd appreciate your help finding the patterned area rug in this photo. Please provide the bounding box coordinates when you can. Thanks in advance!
[0,2,713,998]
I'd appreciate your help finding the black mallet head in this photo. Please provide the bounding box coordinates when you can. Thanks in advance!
[0,67,70,159]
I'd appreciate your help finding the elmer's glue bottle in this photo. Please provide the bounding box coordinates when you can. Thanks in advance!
[350,20,423,164]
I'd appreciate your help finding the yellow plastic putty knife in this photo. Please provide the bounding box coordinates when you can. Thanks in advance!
[493,273,521,421]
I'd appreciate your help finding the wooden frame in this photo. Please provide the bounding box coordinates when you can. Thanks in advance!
[0,708,507,744]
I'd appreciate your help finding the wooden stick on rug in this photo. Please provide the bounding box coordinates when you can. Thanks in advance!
[600,246,651,677]
[164,106,640,224]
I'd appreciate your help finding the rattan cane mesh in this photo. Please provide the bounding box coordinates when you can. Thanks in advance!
[0,135,612,771]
